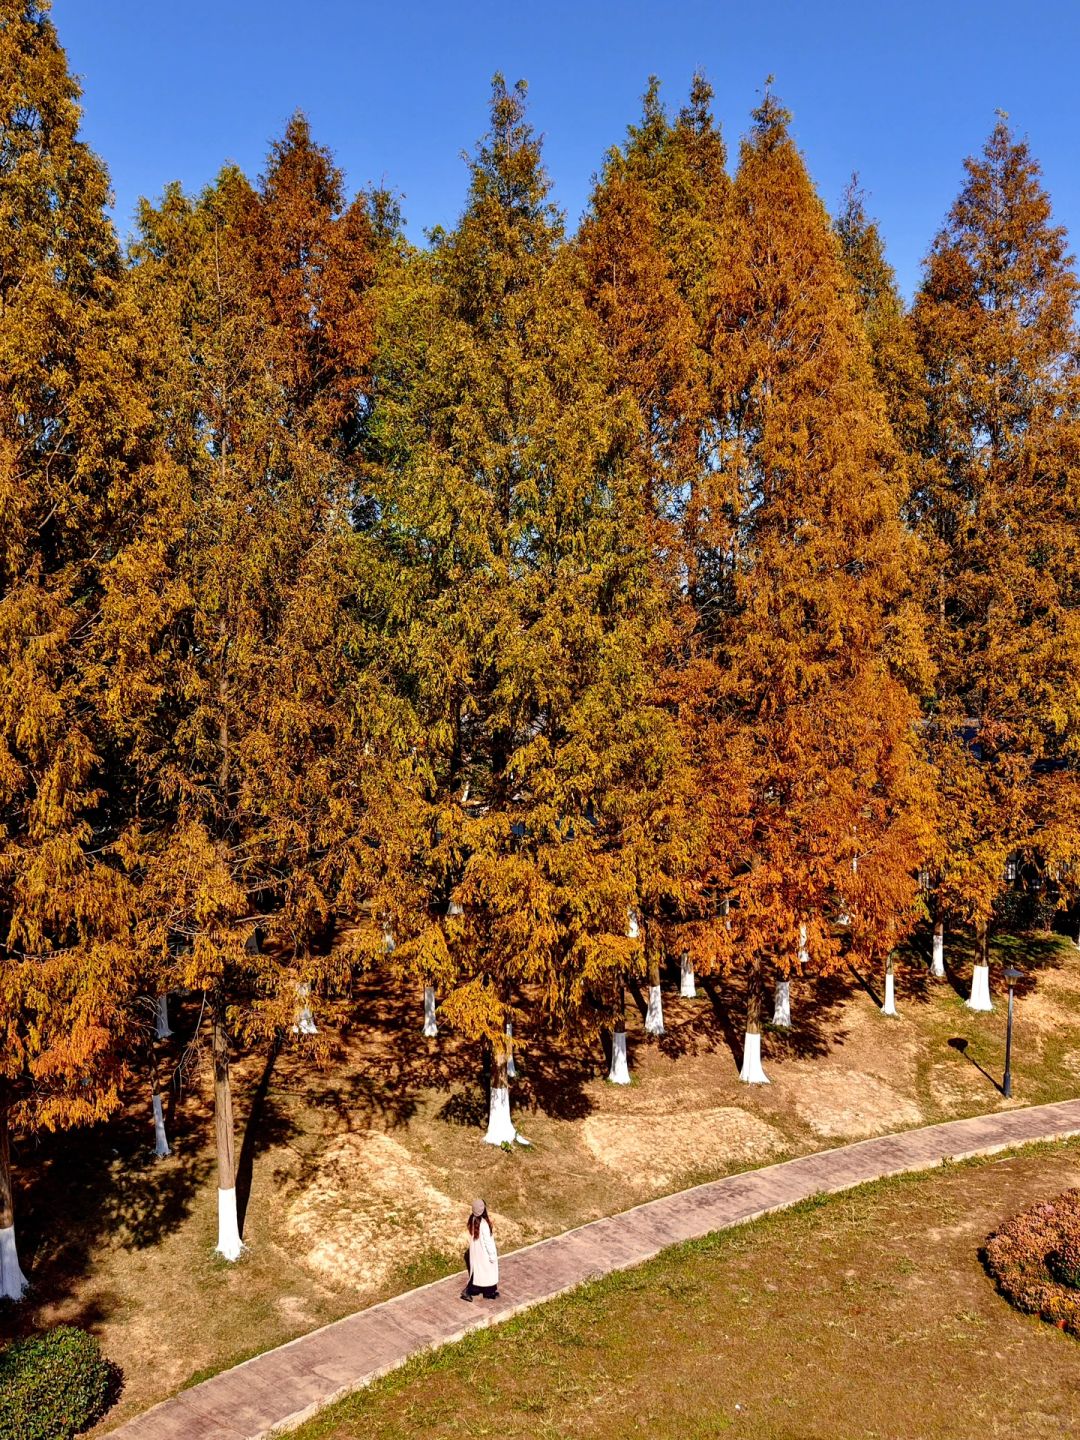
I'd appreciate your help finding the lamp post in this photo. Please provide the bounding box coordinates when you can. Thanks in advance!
[1002,965,1023,1099]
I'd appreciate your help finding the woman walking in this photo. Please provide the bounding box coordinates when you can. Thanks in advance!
[460,1198,499,1301]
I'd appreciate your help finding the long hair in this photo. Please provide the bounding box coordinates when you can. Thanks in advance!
[468,1205,491,1240]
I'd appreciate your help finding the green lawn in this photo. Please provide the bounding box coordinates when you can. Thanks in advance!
[295,1139,1080,1440]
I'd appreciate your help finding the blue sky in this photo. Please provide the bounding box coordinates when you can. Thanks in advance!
[52,1,1080,298]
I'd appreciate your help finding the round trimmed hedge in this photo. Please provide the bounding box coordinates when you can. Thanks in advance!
[0,1325,116,1440]
[985,1188,1080,1336]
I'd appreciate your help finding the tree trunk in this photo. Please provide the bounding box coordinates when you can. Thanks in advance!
[608,978,631,1084]
[740,955,770,1084]
[505,1020,517,1079]
[679,948,696,998]
[881,952,898,1016]
[966,923,994,1012]
[931,918,945,978]
[0,1090,28,1300]
[152,1090,171,1159]
[154,993,172,1040]
[423,984,438,1037]
[212,1000,243,1260]
[644,951,665,1036]
[484,1044,525,1145]
[292,982,317,1035]
[772,978,791,1028]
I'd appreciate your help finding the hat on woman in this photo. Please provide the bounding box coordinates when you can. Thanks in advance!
[471,1198,486,1217]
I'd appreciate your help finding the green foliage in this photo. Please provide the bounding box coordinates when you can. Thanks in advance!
[0,1326,115,1440]
[366,77,686,1042]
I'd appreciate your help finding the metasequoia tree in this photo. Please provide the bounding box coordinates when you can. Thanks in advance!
[835,180,927,476]
[106,121,399,1259]
[703,90,931,1078]
[0,0,139,1299]
[913,119,1080,1006]
[577,77,727,1034]
[367,78,685,1139]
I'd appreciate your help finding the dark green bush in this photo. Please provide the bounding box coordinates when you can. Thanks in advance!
[985,1189,1080,1335]
[0,1326,116,1440]
[992,887,1029,932]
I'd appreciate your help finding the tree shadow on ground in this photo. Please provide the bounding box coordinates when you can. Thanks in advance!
[908,924,1068,1005]
[236,1038,285,1233]
[0,991,309,1343]
[348,971,601,1128]
[696,966,856,1069]
[519,1038,598,1122]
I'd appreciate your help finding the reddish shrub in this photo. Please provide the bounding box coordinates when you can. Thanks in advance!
[984,1189,1080,1336]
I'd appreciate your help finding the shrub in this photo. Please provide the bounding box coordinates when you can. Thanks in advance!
[984,1189,1080,1336]
[1048,1228,1080,1290]
[0,1326,116,1440]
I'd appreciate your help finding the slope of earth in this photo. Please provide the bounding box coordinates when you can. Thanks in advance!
[1,926,1077,1430]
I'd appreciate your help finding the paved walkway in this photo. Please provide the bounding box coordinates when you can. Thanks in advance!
[111,1099,1080,1439]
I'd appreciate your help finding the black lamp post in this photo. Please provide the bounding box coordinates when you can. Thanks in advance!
[1002,965,1023,1099]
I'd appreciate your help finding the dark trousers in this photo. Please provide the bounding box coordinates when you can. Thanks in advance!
[463,1249,498,1298]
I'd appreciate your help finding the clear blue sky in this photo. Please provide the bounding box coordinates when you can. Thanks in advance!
[52,0,1080,299]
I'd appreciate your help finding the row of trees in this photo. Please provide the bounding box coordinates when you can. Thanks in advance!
[3,0,1080,1296]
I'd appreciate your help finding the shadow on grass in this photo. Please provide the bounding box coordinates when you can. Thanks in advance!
[948,1036,1004,1096]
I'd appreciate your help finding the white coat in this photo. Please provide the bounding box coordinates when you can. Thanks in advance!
[468,1217,498,1287]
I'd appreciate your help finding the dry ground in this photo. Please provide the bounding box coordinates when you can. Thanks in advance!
[294,1140,1080,1440]
[2,925,1078,1431]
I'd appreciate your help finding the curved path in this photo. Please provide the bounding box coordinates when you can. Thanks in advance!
[111,1098,1080,1439]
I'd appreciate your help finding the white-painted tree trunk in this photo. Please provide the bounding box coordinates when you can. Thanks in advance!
[798,923,809,967]
[966,962,994,1012]
[838,855,857,926]
[679,950,696,998]
[645,984,665,1036]
[772,980,791,1028]
[484,1085,517,1144]
[152,1092,170,1158]
[931,923,945,978]
[154,993,172,1040]
[505,1021,517,1079]
[382,927,396,955]
[292,983,317,1036]
[608,1028,631,1084]
[739,1029,769,1084]
[423,984,438,1037]
[0,1223,27,1301]
[626,908,640,940]
[881,970,897,1016]
[216,1186,244,1262]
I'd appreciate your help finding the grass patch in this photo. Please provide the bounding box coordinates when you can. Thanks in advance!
[294,1140,1080,1440]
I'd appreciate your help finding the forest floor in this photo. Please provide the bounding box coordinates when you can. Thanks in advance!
[3,925,1080,1431]
[291,1139,1080,1440]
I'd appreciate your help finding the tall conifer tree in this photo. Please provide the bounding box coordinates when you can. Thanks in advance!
[0,0,137,1299]
[368,78,686,1136]
[913,119,1080,1001]
[703,90,931,1075]
[836,181,926,468]
[107,121,398,1259]
[577,78,727,1031]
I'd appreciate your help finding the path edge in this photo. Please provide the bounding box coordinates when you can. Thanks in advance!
[111,1103,1080,1439]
